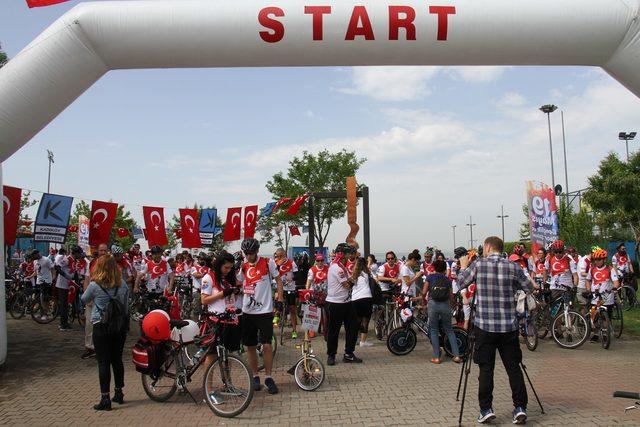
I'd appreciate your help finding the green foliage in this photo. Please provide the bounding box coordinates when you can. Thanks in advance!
[556,200,599,255]
[504,241,530,255]
[0,42,7,68]
[17,191,38,237]
[66,201,139,250]
[167,204,227,254]
[262,149,367,249]
[518,204,530,241]
[584,151,640,243]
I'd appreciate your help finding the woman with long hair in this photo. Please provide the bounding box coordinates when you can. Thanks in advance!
[350,257,374,347]
[81,255,130,410]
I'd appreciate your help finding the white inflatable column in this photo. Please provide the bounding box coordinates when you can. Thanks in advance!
[0,163,6,367]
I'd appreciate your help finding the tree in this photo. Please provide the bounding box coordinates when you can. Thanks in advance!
[518,204,530,241]
[67,201,139,250]
[584,152,640,244]
[556,199,599,255]
[263,149,367,250]
[16,191,38,237]
[0,42,7,68]
[167,204,227,254]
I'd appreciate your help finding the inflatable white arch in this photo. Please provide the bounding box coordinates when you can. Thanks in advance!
[1,0,640,365]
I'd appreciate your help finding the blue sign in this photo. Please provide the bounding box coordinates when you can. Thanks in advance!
[261,202,276,218]
[199,209,217,233]
[34,193,73,243]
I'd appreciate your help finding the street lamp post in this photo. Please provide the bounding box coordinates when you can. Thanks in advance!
[539,104,558,190]
[618,132,637,162]
[466,216,476,249]
[451,225,457,249]
[560,111,570,207]
[497,205,509,242]
[46,150,54,193]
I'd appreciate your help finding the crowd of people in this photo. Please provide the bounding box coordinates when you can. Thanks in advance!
[10,236,637,421]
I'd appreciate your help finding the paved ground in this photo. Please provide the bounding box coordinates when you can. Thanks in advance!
[1,317,640,426]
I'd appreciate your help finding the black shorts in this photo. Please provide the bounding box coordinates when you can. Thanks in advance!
[242,313,274,347]
[222,320,242,352]
[353,298,373,318]
[284,290,298,307]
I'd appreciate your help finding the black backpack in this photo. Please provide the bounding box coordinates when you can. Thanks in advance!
[98,285,129,334]
[368,274,384,305]
[429,274,451,302]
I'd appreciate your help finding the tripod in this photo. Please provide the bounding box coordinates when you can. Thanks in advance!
[455,302,544,426]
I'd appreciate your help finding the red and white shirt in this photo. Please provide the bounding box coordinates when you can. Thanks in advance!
[307,264,329,289]
[612,253,632,274]
[237,257,279,315]
[376,262,400,292]
[140,259,173,292]
[276,258,298,291]
[587,265,618,305]
[190,263,209,291]
[545,255,577,290]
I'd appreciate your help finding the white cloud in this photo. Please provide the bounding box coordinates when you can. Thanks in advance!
[446,66,508,83]
[303,110,316,118]
[335,66,439,101]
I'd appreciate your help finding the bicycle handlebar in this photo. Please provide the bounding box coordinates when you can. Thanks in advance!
[613,391,640,400]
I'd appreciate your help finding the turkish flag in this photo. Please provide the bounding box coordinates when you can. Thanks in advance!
[273,197,292,213]
[116,228,130,238]
[179,208,202,248]
[243,205,259,238]
[173,228,182,239]
[223,207,242,242]
[286,194,309,215]
[289,225,301,236]
[143,206,168,247]
[26,0,70,8]
[89,200,118,246]
[3,186,22,246]
[67,225,78,233]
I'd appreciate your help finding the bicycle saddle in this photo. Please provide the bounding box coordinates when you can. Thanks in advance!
[170,319,190,329]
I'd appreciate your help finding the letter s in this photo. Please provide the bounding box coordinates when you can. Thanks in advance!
[259,7,285,43]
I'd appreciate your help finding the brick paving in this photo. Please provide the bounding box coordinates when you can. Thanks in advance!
[1,317,640,426]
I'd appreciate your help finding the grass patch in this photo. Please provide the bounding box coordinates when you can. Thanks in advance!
[623,308,640,336]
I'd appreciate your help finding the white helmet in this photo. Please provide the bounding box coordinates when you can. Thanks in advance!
[170,319,199,344]
[400,308,413,323]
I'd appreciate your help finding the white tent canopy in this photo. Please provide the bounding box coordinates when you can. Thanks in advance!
[1,0,640,364]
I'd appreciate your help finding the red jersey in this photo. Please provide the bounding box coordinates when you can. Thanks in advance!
[549,255,571,276]
[382,262,400,279]
[346,259,355,275]
[309,264,329,285]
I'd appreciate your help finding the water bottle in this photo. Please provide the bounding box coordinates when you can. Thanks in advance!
[191,347,207,365]
[550,303,559,318]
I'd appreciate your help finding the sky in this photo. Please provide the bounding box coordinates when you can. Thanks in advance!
[2,1,640,256]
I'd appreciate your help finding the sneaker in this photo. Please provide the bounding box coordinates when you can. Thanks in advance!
[59,325,72,331]
[208,392,224,405]
[590,335,599,343]
[272,316,280,327]
[343,353,363,363]
[477,408,496,423]
[512,407,526,424]
[81,349,96,359]
[327,355,336,366]
[291,331,298,339]
[253,376,261,391]
[359,341,373,347]
[264,377,279,395]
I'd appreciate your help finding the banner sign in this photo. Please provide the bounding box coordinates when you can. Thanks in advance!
[132,227,144,240]
[199,208,217,245]
[526,181,559,254]
[34,193,73,243]
[302,303,321,333]
[78,215,90,253]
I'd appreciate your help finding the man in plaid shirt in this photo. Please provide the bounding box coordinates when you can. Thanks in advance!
[457,236,534,425]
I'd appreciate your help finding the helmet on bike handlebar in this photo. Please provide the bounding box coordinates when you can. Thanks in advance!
[241,238,260,254]
[550,240,565,252]
[169,319,199,344]
[591,248,608,260]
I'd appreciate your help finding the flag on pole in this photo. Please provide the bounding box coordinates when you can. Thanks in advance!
[179,208,202,248]
[89,200,118,246]
[223,207,242,242]
[26,0,70,8]
[243,205,259,238]
[286,194,309,215]
[273,197,292,213]
[3,186,22,246]
[289,225,301,236]
[142,206,168,247]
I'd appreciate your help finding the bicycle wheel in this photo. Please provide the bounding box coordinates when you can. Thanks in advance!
[622,286,636,311]
[599,312,613,350]
[444,327,469,357]
[387,327,417,356]
[9,292,26,319]
[525,317,538,351]
[293,355,325,391]
[374,309,385,340]
[31,298,58,324]
[181,298,192,320]
[534,307,549,339]
[141,353,178,402]
[551,310,589,349]
[203,354,253,418]
[610,303,624,339]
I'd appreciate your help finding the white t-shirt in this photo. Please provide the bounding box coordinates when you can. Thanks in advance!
[201,272,238,314]
[277,259,299,292]
[35,256,54,284]
[54,254,73,289]
[351,272,372,301]
[587,266,618,305]
[577,256,590,290]
[191,264,208,291]
[400,264,417,296]
[327,262,350,303]
[237,257,279,315]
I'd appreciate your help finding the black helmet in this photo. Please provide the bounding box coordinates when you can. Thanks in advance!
[334,243,355,254]
[241,238,260,254]
[197,251,207,260]
[150,245,163,254]
[454,247,468,259]
[71,245,83,254]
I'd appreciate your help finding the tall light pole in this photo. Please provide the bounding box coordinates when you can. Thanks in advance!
[497,205,509,243]
[451,225,457,249]
[46,150,54,193]
[619,132,637,162]
[539,104,557,190]
[466,216,476,249]
[560,111,570,207]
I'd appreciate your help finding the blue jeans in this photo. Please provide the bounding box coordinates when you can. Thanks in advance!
[428,300,460,358]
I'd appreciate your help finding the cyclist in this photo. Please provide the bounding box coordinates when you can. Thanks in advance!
[376,251,401,294]
[585,248,620,342]
[567,247,580,265]
[543,240,577,302]
[54,248,74,331]
[527,248,547,286]
[401,250,423,300]
[576,249,594,314]
[274,248,299,339]
[191,253,210,318]
[19,253,36,287]
[421,247,436,276]
[612,243,635,287]
[128,243,144,273]
[31,249,55,321]
[135,245,175,294]
[237,238,284,394]
[510,245,529,275]
[345,247,357,275]
[460,249,478,330]
[112,245,134,286]
[306,253,329,338]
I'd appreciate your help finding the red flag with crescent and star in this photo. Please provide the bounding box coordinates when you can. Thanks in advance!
[89,200,118,246]
[289,225,301,236]
[143,206,168,247]
[286,194,309,215]
[179,208,202,248]
[26,0,70,8]
[273,197,292,213]
[223,207,242,242]
[3,186,22,246]
[243,205,259,239]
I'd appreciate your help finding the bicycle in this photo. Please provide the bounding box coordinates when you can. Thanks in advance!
[66,279,85,326]
[618,272,637,311]
[141,310,254,418]
[387,296,469,358]
[516,294,538,351]
[588,291,614,350]
[533,284,589,349]
[30,282,58,324]
[373,290,401,340]
[175,276,193,319]
[8,279,33,319]
[286,289,325,391]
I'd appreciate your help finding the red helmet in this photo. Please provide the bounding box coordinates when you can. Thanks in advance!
[508,254,521,262]
[550,240,565,252]
[513,244,525,256]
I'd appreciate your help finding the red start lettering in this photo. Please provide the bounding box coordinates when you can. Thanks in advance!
[258,4,456,43]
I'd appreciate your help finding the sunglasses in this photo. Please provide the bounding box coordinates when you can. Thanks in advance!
[387,257,395,261]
